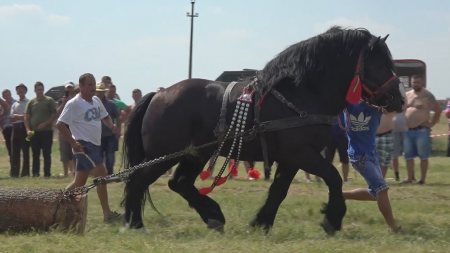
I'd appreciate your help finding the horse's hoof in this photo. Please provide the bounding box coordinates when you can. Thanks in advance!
[321,218,336,236]
[249,219,271,234]
[207,219,225,233]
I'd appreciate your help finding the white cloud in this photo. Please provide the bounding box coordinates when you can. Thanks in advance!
[314,17,396,36]
[0,4,70,25]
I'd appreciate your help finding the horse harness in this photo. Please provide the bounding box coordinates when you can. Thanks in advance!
[195,78,334,195]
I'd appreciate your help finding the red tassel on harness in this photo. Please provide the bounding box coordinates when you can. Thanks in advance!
[248,168,261,180]
[229,159,239,177]
[199,186,214,195]
[199,170,211,181]
[215,176,228,186]
[346,75,362,104]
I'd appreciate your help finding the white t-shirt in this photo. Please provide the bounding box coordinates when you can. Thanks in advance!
[57,94,109,146]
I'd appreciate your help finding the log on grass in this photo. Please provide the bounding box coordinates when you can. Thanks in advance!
[0,187,88,234]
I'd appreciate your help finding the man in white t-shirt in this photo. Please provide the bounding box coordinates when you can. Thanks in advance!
[56,73,123,224]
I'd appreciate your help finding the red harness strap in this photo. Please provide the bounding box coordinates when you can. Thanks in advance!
[346,51,364,104]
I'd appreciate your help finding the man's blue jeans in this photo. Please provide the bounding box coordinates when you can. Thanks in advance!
[100,135,118,175]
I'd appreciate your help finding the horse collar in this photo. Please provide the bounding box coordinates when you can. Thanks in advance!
[203,78,334,195]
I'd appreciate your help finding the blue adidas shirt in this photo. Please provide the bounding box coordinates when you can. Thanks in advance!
[343,102,382,156]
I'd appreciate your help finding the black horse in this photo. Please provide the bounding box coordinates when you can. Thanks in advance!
[120,26,403,235]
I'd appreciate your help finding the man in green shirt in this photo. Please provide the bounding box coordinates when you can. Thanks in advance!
[24,82,56,178]
[107,84,127,109]
[107,84,131,124]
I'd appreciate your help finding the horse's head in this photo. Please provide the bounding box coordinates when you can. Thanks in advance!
[354,35,404,113]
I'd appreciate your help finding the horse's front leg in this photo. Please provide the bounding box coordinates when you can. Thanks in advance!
[250,163,298,231]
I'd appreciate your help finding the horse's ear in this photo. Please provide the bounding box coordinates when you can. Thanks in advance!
[369,36,381,50]
[381,34,389,43]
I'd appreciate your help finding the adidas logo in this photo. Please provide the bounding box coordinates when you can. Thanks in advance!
[350,112,371,131]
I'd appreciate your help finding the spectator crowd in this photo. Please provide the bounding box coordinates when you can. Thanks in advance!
[0,75,143,178]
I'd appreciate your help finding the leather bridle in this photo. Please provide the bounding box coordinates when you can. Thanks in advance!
[352,47,400,105]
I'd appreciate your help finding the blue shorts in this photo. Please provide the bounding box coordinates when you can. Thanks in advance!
[404,127,431,161]
[349,151,389,199]
[73,140,103,171]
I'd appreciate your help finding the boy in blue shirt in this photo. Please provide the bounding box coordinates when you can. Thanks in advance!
[341,101,402,233]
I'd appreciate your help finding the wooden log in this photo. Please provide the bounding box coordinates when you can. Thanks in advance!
[0,187,88,234]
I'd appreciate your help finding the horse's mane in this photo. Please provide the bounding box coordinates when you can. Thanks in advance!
[257,25,393,92]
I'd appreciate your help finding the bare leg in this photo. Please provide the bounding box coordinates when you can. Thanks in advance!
[392,158,400,181]
[65,170,89,191]
[304,172,311,182]
[343,188,375,201]
[305,172,321,182]
[62,161,69,176]
[381,166,389,178]
[243,161,251,173]
[89,164,113,216]
[66,164,114,217]
[392,158,399,172]
[343,188,398,230]
[419,159,428,183]
[376,190,398,230]
[69,160,75,175]
[405,159,415,182]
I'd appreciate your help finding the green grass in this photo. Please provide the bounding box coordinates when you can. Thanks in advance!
[0,115,449,253]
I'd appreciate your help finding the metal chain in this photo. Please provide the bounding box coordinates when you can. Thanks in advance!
[61,126,258,198]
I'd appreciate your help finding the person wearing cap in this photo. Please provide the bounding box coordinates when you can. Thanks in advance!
[56,73,123,224]
[24,81,56,178]
[96,82,121,175]
[10,83,31,177]
[54,81,78,176]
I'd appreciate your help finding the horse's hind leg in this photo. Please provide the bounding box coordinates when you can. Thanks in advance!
[300,149,346,235]
[168,156,226,232]
[123,159,179,230]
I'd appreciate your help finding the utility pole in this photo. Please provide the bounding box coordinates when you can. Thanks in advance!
[187,0,198,79]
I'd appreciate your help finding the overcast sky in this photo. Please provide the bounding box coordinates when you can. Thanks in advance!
[1,0,449,104]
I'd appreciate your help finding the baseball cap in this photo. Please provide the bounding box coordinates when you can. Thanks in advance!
[65,81,75,88]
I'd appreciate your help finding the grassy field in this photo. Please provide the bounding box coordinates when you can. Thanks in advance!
[0,115,449,253]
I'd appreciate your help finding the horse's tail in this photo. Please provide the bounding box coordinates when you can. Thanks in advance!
[120,92,157,214]
[121,92,156,170]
